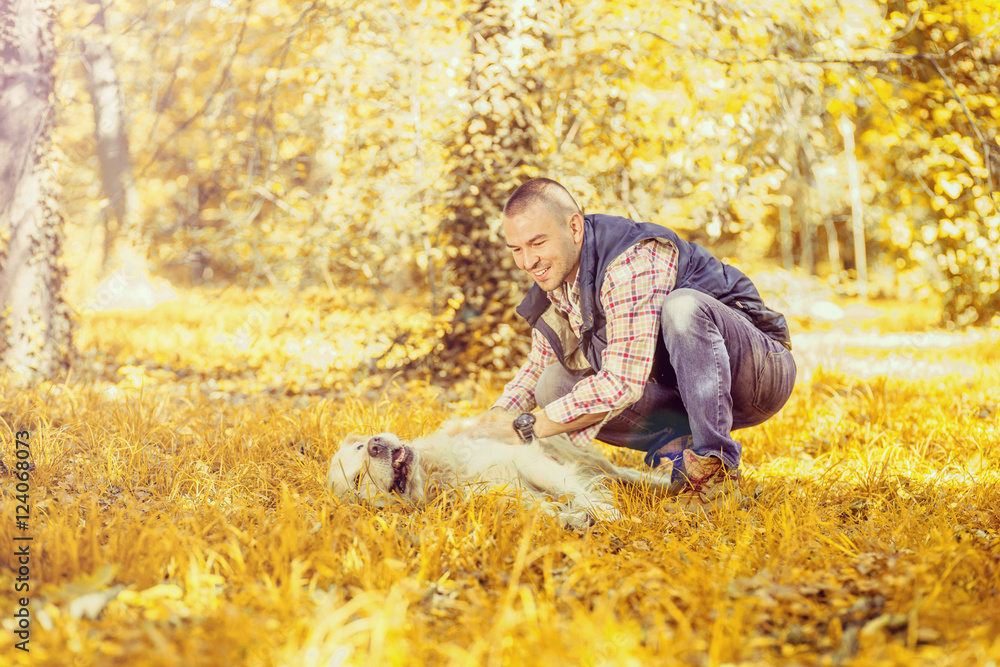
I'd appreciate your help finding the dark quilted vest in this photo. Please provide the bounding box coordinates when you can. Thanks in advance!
[515,214,791,378]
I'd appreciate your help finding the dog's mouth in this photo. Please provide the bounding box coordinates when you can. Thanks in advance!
[388,445,414,494]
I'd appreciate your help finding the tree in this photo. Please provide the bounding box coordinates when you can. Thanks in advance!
[423,0,638,379]
[0,0,73,381]
[429,0,546,377]
[868,0,1000,324]
[46,0,999,383]
[80,0,138,271]
[313,0,459,294]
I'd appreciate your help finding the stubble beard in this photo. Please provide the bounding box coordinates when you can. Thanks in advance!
[531,260,578,292]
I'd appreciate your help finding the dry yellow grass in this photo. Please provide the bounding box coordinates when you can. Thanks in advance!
[1,294,999,666]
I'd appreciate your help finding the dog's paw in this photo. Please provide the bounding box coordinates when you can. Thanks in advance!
[589,501,623,523]
[559,508,595,530]
[558,500,622,528]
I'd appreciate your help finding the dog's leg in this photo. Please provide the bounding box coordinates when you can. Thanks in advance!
[504,492,595,530]
[603,462,675,491]
[508,447,622,523]
[538,434,674,493]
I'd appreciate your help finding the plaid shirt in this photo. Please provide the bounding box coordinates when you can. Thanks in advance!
[495,238,679,447]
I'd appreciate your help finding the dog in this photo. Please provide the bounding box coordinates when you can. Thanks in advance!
[327,419,674,527]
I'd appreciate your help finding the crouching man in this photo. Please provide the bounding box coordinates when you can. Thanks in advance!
[463,177,796,513]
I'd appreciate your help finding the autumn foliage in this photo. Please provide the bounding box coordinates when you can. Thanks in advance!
[1,0,999,664]
[49,0,1000,379]
[1,295,999,665]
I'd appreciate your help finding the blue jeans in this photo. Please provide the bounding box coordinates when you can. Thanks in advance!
[535,288,796,470]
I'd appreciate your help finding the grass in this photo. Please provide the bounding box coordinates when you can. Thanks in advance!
[1,290,999,666]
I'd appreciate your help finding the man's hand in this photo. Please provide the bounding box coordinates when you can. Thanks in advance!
[441,407,515,436]
[457,419,520,446]
[480,407,516,423]
[454,406,610,445]
[446,407,518,444]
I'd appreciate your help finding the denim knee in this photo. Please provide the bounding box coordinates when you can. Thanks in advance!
[536,363,584,408]
[661,288,707,338]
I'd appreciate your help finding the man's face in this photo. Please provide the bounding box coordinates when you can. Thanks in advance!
[503,204,584,292]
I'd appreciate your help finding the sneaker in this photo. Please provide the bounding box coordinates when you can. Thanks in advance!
[672,450,742,514]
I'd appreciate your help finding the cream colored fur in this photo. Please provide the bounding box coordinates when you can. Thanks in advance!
[327,417,672,528]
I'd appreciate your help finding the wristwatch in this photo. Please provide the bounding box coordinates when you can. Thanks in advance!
[513,412,537,444]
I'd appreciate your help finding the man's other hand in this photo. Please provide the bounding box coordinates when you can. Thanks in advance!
[481,407,516,423]
[458,419,520,445]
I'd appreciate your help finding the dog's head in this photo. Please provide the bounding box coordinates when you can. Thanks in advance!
[327,433,425,502]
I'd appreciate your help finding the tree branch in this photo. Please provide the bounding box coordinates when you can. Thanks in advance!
[249,0,322,136]
[630,24,1000,198]
[138,0,254,177]
[633,27,952,68]
[923,54,998,194]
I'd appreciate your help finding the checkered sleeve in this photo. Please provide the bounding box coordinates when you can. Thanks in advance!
[493,327,557,414]
[543,240,677,446]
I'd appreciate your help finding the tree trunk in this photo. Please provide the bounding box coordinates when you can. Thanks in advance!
[839,116,867,300]
[779,201,793,271]
[814,165,841,275]
[0,0,73,381]
[82,0,138,271]
[432,0,547,376]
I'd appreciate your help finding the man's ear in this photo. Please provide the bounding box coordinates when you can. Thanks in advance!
[568,212,585,244]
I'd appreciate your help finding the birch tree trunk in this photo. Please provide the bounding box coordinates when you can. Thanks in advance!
[779,201,793,271]
[82,0,138,271]
[0,0,73,381]
[815,167,841,275]
[839,116,868,300]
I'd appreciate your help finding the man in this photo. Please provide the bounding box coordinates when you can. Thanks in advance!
[466,178,796,512]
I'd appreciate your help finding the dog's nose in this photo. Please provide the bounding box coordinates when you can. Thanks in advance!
[367,436,386,458]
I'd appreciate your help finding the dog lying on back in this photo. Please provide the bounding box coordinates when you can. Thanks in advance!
[327,419,673,527]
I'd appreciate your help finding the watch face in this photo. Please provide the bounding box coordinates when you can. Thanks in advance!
[513,413,536,443]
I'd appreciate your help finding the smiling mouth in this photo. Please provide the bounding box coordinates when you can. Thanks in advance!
[531,267,550,279]
[388,446,413,494]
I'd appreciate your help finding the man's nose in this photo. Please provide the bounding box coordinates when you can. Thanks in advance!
[523,248,538,270]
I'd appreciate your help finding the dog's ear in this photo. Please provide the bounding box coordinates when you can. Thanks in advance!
[328,435,368,494]
[340,434,368,449]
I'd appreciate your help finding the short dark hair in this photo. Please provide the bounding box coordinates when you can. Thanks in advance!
[503,178,582,221]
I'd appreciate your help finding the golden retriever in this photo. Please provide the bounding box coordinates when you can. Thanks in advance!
[327,419,673,528]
